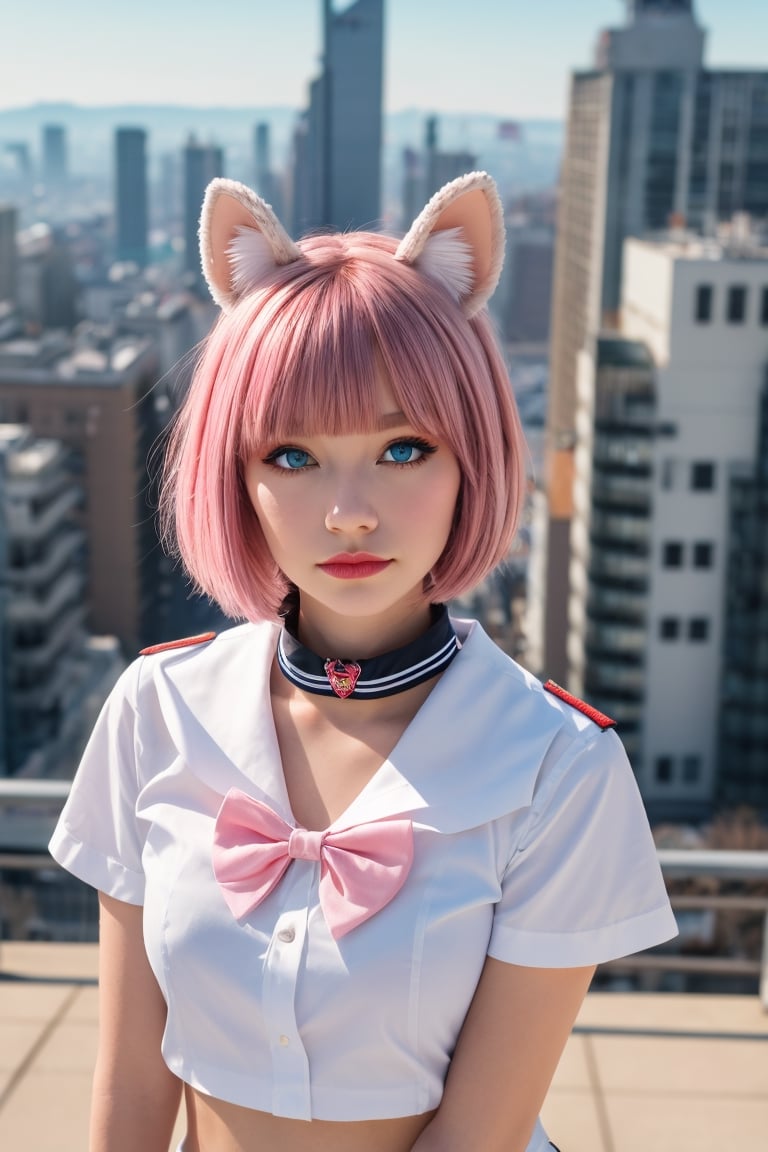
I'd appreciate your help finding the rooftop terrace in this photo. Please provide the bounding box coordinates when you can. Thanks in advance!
[2,942,766,1152]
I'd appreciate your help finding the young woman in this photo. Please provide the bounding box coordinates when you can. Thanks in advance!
[50,172,677,1152]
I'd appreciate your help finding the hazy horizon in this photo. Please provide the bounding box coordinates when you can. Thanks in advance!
[5,0,768,120]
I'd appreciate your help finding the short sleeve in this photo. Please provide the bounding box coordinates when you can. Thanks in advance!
[48,659,146,904]
[488,728,678,967]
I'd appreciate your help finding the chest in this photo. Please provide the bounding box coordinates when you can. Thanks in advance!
[139,784,506,1119]
[270,697,409,831]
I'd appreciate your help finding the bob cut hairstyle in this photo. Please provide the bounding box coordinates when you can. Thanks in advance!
[161,229,528,622]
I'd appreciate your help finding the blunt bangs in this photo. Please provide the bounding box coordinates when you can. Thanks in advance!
[162,230,527,621]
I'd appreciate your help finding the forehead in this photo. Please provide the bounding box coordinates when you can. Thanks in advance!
[238,304,453,453]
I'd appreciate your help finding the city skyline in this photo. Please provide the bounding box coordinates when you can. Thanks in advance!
[5,0,768,120]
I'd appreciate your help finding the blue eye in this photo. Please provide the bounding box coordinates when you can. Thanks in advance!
[382,440,434,464]
[267,447,315,470]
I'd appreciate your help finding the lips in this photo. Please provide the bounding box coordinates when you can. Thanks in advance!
[322,553,387,565]
[318,553,392,580]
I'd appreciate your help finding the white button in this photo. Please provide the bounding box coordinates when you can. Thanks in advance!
[279,1034,290,1047]
[277,926,296,943]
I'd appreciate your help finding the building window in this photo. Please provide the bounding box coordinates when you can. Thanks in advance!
[682,755,702,784]
[761,286,768,326]
[693,541,714,568]
[663,541,684,567]
[691,461,716,490]
[727,284,747,323]
[695,284,713,322]
[689,617,710,641]
[655,756,674,784]
[659,617,680,640]
[660,459,676,490]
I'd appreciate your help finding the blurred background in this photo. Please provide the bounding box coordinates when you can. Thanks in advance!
[0,0,766,983]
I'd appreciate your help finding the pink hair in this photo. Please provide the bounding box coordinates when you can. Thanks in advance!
[161,231,527,621]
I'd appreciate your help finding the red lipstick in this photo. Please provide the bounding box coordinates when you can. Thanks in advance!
[318,552,392,580]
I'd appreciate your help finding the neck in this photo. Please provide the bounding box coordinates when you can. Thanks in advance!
[276,600,459,703]
[291,594,433,660]
[270,658,442,728]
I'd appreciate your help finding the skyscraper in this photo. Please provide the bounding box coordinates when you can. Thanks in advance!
[0,331,161,653]
[0,205,17,306]
[42,124,68,187]
[399,119,477,232]
[294,0,384,233]
[254,122,271,200]
[424,116,477,202]
[115,127,149,267]
[0,426,88,775]
[183,137,224,279]
[542,0,768,682]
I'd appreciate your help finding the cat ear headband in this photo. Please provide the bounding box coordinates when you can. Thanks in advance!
[199,170,504,319]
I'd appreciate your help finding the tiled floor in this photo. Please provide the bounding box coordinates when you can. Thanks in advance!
[2,943,767,1151]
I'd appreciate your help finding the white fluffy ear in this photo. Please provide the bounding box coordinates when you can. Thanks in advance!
[395,172,505,318]
[199,179,302,311]
[417,228,474,303]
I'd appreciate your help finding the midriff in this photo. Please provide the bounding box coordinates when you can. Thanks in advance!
[185,1086,437,1152]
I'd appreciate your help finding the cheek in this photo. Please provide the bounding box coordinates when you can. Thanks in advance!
[246,483,292,549]
[427,464,462,525]
[402,468,461,544]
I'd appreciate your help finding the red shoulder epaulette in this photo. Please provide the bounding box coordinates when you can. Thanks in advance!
[139,632,216,657]
[543,680,616,731]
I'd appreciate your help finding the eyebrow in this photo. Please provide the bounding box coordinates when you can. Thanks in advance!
[376,411,409,430]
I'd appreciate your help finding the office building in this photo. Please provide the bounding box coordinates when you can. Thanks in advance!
[399,120,477,231]
[17,225,80,330]
[42,124,68,187]
[254,122,272,200]
[0,205,17,306]
[568,227,768,815]
[0,426,87,775]
[183,137,224,278]
[293,0,384,233]
[253,122,284,221]
[0,329,161,653]
[115,127,149,267]
[400,147,421,232]
[501,218,555,345]
[423,116,476,202]
[543,0,768,681]
[720,371,768,809]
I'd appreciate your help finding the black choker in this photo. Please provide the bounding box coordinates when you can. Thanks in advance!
[277,605,460,700]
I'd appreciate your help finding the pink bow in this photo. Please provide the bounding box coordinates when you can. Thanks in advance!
[212,789,414,939]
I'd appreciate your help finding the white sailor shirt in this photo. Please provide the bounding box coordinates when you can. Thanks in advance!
[49,617,677,1147]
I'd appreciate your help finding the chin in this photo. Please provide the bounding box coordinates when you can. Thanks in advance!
[311,585,428,620]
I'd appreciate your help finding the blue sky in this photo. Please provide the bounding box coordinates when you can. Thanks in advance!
[5,0,768,117]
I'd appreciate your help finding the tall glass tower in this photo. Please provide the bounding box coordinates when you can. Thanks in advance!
[115,127,148,267]
[293,0,384,233]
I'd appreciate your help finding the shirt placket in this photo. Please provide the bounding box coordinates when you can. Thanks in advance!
[262,860,315,1120]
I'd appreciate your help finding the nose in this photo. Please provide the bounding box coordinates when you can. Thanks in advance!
[324,479,379,534]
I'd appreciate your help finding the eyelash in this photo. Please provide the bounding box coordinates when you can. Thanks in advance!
[262,446,318,473]
[381,438,438,467]
[262,437,438,473]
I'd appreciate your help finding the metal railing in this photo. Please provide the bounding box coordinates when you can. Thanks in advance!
[1,781,767,1006]
[613,849,768,1010]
